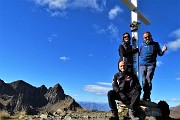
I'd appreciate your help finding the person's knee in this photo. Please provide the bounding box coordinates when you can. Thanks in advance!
[142,79,148,86]
[134,90,141,97]
[107,90,114,97]
[148,82,152,86]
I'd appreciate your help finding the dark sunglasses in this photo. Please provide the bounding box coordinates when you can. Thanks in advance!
[144,36,151,39]
[123,36,129,38]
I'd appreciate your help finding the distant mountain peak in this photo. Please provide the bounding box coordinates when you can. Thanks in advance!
[12,80,26,85]
[53,83,64,94]
[10,80,32,88]
[0,79,5,85]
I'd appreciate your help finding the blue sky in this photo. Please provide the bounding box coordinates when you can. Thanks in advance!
[0,0,180,107]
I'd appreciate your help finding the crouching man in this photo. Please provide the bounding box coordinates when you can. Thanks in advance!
[107,60,141,120]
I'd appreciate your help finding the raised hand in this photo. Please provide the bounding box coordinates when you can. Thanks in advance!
[162,44,167,52]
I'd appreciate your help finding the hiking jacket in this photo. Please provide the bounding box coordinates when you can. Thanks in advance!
[140,41,164,66]
[112,71,141,94]
[118,43,138,66]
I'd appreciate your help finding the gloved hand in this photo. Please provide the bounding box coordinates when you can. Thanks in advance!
[119,92,127,101]
[133,48,139,53]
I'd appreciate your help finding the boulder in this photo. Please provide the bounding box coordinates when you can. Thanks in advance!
[117,100,162,119]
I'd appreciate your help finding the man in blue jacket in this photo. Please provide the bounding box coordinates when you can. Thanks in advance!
[140,31,167,101]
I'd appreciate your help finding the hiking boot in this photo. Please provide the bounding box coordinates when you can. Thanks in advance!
[146,98,151,102]
[142,93,151,102]
[142,97,151,102]
[109,110,119,120]
[146,92,151,102]
[128,109,139,120]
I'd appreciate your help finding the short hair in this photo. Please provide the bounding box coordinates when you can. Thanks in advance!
[122,32,130,38]
[143,31,151,35]
[123,32,130,37]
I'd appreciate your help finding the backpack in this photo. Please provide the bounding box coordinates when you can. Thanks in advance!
[158,100,170,118]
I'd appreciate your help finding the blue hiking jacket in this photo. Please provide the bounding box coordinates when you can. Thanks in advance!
[140,41,164,66]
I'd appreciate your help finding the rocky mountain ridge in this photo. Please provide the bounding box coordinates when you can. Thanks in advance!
[0,79,82,115]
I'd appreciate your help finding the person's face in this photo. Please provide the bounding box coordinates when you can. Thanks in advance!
[143,33,152,41]
[123,34,130,42]
[119,61,127,73]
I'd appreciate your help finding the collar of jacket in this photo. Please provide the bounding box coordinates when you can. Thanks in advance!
[144,39,153,45]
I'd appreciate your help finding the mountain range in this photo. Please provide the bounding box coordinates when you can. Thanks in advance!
[0,79,81,115]
[78,101,110,111]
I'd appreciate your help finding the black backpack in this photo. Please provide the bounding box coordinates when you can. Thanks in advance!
[158,100,170,118]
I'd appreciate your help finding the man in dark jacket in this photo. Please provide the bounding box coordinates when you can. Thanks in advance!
[140,31,167,101]
[118,32,138,73]
[107,60,141,120]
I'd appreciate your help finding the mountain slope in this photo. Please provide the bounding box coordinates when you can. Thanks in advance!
[170,105,180,119]
[0,79,82,115]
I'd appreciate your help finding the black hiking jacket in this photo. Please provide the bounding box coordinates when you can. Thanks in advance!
[112,71,141,94]
[118,43,138,65]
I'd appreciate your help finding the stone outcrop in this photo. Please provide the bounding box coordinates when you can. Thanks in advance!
[44,84,65,104]
[117,100,173,120]
[0,79,82,115]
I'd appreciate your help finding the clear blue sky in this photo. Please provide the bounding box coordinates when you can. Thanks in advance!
[0,0,180,107]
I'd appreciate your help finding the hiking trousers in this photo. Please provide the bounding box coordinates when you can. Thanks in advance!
[107,89,141,111]
[141,65,156,98]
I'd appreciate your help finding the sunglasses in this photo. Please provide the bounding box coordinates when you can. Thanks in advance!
[123,36,129,38]
[144,36,151,39]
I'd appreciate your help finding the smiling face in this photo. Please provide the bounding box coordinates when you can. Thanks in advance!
[123,33,130,43]
[143,32,152,41]
[118,61,127,73]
